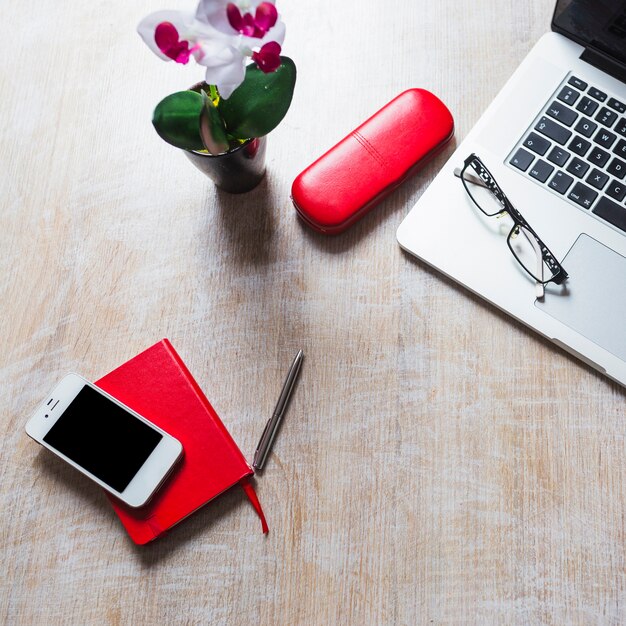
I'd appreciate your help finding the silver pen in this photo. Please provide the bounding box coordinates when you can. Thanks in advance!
[253,350,304,471]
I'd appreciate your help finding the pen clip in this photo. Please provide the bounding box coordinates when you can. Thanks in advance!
[257,417,274,451]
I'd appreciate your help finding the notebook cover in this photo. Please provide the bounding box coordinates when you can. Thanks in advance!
[95,339,258,545]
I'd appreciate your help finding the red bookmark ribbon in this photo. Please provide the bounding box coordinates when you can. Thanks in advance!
[240,478,269,534]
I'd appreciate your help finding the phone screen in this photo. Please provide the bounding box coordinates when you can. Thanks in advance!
[43,385,163,492]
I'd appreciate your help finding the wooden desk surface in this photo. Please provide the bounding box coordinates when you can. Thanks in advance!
[2,1,626,623]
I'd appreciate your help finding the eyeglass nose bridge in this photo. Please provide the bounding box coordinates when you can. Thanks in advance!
[499,220,512,236]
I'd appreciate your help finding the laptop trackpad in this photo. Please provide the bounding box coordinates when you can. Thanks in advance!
[536,233,626,362]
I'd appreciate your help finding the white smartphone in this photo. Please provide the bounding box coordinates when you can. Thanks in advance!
[25,373,183,508]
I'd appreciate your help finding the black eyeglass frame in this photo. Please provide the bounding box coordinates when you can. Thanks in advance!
[460,154,568,286]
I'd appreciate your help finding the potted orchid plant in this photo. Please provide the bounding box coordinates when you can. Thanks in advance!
[138,0,296,192]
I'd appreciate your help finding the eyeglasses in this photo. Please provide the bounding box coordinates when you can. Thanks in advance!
[456,154,568,289]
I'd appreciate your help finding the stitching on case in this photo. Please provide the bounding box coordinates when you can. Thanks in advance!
[353,131,386,167]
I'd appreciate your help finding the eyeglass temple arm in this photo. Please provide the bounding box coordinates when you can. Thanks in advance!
[521,228,546,299]
[453,167,488,188]
[513,209,568,284]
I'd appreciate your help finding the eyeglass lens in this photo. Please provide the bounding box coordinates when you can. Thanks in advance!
[461,161,506,217]
[461,158,560,283]
[507,225,559,283]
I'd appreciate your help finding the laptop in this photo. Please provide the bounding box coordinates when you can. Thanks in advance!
[397,0,626,387]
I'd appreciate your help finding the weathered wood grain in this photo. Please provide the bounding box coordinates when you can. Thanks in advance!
[2,1,625,624]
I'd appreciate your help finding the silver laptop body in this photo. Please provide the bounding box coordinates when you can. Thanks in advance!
[397,1,626,387]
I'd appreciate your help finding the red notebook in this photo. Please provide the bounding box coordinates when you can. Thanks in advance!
[95,339,267,545]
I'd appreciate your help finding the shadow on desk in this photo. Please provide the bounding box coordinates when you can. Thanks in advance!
[401,249,626,396]
[297,142,457,253]
[196,140,456,264]
[34,450,258,564]
[208,177,278,268]
[35,450,112,517]
[133,486,247,565]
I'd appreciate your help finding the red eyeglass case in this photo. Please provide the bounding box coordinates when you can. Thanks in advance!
[291,89,454,234]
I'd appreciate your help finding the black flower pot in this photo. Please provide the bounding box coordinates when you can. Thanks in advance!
[184,136,266,194]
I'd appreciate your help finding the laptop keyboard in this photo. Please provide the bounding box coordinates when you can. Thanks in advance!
[507,73,626,235]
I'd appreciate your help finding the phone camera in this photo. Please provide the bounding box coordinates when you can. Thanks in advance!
[44,414,49,418]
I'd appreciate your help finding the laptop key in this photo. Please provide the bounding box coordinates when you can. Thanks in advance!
[509,147,534,171]
[566,157,589,178]
[606,179,626,202]
[568,182,598,209]
[596,107,618,128]
[568,76,587,90]
[574,117,597,138]
[607,157,626,180]
[557,86,580,106]
[569,136,591,156]
[593,128,617,149]
[535,116,572,145]
[616,118,626,137]
[593,197,626,233]
[607,98,626,114]
[588,87,607,102]
[546,101,578,127]
[529,159,554,183]
[576,96,599,116]
[523,132,551,156]
[613,139,626,159]
[588,146,610,168]
[549,171,574,194]
[586,168,609,190]
[547,146,570,166]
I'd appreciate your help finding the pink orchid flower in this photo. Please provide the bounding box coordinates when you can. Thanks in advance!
[137,10,206,62]
[196,0,283,40]
[137,1,285,99]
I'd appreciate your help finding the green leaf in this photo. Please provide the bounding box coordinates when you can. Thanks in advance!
[219,56,297,139]
[152,91,205,151]
[199,90,230,155]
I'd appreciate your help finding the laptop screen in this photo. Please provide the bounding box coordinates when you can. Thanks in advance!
[552,0,626,67]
